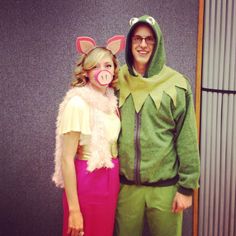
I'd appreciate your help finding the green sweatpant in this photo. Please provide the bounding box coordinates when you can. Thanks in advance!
[115,184,183,236]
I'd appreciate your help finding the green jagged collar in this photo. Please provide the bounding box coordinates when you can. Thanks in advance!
[118,65,188,112]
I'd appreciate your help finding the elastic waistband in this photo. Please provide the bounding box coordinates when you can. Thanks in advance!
[120,175,179,187]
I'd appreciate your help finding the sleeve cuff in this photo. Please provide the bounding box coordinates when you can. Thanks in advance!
[177,186,193,196]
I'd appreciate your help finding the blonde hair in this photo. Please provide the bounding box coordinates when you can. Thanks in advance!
[71,47,119,88]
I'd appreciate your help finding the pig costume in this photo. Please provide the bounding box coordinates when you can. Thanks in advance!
[52,35,125,236]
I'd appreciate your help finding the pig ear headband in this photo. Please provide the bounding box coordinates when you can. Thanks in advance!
[76,35,125,55]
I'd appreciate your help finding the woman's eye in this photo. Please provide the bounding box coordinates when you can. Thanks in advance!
[106,64,112,68]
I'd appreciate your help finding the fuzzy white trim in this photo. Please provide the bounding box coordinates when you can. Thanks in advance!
[52,85,117,188]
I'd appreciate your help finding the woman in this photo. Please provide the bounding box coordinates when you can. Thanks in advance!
[52,35,125,236]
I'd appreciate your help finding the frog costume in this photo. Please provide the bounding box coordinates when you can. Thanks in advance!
[115,15,200,236]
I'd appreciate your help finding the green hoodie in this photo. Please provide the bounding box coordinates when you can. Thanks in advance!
[118,15,200,195]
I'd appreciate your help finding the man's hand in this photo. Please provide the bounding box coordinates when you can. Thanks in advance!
[172,192,192,213]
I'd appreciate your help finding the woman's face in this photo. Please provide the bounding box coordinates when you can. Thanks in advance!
[87,55,115,90]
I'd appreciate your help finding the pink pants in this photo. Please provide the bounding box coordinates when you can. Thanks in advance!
[63,159,120,236]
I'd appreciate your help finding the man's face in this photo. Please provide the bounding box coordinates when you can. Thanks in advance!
[131,24,155,68]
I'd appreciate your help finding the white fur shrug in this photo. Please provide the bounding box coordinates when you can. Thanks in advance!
[52,85,118,188]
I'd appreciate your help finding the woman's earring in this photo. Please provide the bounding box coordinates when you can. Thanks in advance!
[83,71,88,78]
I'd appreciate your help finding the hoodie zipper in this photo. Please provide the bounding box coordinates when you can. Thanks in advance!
[134,112,141,184]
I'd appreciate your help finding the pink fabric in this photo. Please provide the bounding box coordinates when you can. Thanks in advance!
[62,159,120,236]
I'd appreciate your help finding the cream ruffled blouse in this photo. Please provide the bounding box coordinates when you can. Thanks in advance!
[59,96,120,159]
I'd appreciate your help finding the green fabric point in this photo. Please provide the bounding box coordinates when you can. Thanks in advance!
[118,65,188,112]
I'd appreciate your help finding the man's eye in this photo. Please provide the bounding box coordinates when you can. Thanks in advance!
[134,36,142,40]
[146,36,155,44]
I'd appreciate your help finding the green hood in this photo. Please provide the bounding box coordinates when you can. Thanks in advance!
[119,15,188,113]
[125,15,166,77]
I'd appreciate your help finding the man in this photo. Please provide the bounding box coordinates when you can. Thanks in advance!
[115,15,200,236]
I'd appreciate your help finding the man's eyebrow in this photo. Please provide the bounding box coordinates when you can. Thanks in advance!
[133,34,153,37]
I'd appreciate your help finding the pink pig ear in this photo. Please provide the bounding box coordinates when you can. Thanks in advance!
[76,36,96,54]
[106,35,126,55]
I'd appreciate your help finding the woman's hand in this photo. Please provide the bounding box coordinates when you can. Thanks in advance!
[67,210,84,236]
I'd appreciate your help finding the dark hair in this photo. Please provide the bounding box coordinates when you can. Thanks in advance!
[125,22,157,76]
